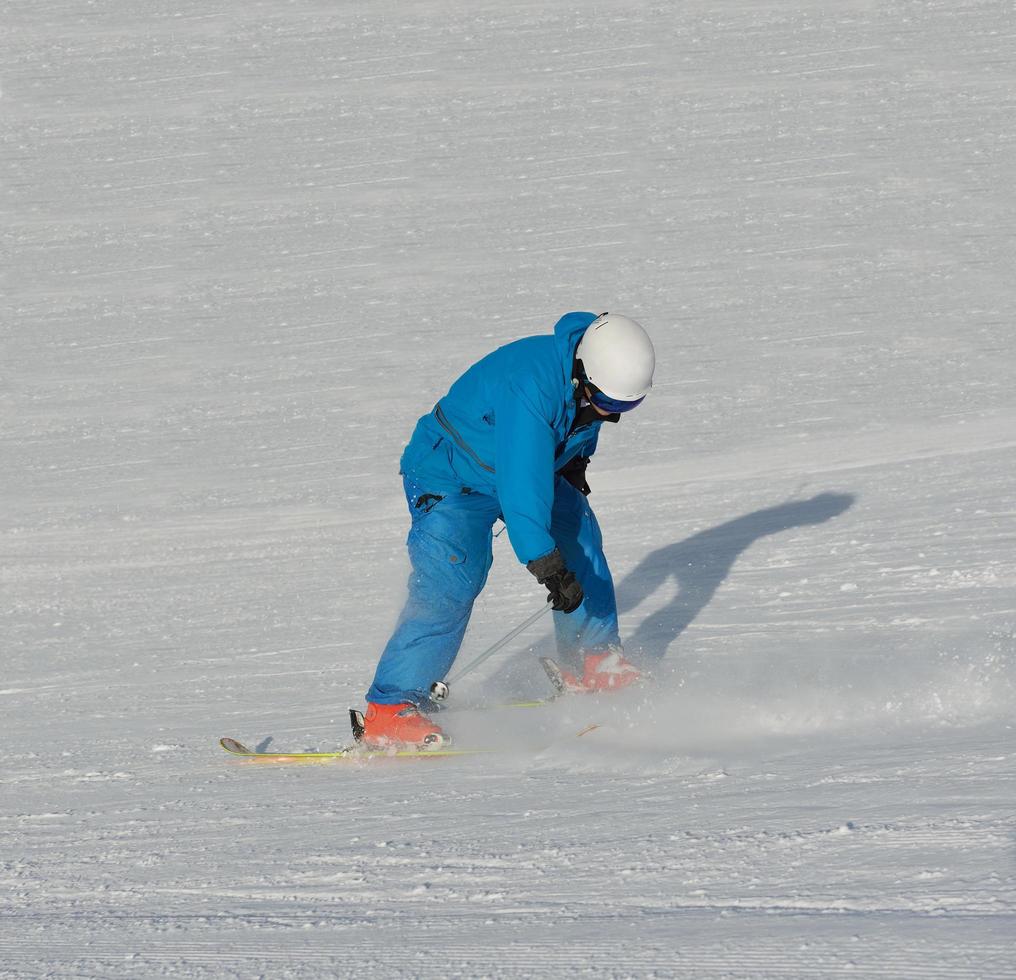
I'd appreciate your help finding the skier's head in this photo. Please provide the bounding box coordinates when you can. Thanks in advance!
[575,313,655,414]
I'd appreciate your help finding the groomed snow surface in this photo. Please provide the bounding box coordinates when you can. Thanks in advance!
[4,1,1016,977]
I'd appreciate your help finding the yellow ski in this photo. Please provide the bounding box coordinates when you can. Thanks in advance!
[219,736,490,763]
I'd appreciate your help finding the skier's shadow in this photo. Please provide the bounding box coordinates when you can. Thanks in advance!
[492,491,855,696]
[616,491,856,663]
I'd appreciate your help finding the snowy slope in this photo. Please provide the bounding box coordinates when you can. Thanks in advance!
[4,0,1015,977]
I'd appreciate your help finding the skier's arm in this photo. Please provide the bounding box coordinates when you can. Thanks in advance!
[494,383,558,565]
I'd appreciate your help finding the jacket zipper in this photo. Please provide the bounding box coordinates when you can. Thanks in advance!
[434,403,496,474]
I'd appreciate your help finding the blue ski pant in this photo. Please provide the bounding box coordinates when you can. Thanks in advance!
[366,476,620,705]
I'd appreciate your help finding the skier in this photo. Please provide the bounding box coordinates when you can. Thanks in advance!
[362,311,656,747]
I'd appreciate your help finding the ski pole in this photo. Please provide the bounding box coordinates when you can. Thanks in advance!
[430,603,551,700]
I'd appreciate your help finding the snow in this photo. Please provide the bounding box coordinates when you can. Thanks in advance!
[4,0,1015,976]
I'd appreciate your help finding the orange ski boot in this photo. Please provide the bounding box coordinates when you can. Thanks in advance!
[560,648,642,694]
[360,702,448,749]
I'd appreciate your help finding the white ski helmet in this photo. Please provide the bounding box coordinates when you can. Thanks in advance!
[575,313,655,403]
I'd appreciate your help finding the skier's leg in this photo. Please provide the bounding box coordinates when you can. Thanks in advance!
[367,483,498,705]
[549,479,621,667]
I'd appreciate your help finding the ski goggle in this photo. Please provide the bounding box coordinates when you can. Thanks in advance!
[585,381,646,415]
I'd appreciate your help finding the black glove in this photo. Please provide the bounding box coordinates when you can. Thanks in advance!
[527,549,584,613]
[558,455,591,496]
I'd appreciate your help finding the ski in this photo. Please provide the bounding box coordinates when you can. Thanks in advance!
[219,736,490,762]
[462,692,562,710]
[220,664,595,763]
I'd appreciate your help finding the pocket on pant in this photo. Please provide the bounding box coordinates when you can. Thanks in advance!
[409,521,490,601]
[414,526,468,569]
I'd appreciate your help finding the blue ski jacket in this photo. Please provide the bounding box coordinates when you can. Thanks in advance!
[399,311,611,565]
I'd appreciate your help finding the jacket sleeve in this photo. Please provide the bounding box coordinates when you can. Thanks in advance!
[494,381,558,565]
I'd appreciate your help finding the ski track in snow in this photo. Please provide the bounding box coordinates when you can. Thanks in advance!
[4,0,1016,977]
